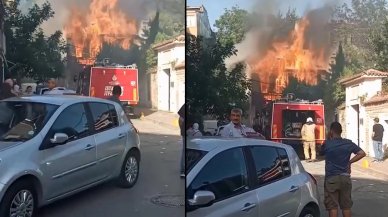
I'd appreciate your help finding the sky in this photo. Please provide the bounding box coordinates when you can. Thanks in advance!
[187,0,351,30]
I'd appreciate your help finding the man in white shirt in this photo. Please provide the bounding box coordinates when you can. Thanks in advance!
[220,108,256,138]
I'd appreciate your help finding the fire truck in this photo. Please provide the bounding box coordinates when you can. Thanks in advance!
[260,93,326,152]
[77,62,139,107]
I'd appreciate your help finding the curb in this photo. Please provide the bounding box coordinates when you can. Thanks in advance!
[352,163,388,181]
[144,117,179,130]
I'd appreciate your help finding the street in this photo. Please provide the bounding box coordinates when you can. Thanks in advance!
[303,160,388,217]
[38,119,185,217]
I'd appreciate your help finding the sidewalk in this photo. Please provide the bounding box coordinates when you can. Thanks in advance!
[133,106,179,130]
[352,156,388,181]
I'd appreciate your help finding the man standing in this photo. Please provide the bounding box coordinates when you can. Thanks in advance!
[44,78,59,94]
[301,117,317,162]
[178,104,185,178]
[220,108,256,137]
[321,122,366,217]
[108,85,123,108]
[372,117,384,162]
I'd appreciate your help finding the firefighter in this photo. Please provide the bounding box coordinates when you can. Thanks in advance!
[301,117,317,162]
[220,108,257,138]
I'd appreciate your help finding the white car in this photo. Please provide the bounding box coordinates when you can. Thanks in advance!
[186,138,320,217]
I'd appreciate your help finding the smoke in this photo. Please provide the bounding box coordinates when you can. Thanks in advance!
[19,0,158,35]
[225,1,339,70]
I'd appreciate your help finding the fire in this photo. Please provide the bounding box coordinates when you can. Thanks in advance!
[64,0,138,65]
[248,17,329,99]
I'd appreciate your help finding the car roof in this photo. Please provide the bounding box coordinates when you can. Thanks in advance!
[3,95,115,106]
[187,137,290,152]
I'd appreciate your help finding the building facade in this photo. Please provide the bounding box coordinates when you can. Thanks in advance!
[339,69,388,157]
[186,5,212,38]
[152,34,185,113]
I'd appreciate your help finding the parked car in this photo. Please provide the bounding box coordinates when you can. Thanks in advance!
[186,138,320,217]
[36,86,76,95]
[203,120,218,136]
[0,95,140,217]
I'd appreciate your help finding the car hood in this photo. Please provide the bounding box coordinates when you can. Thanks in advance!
[0,141,23,152]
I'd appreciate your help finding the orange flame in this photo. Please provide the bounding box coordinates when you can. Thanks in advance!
[64,0,138,65]
[248,17,329,100]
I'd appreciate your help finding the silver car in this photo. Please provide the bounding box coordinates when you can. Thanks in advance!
[0,95,140,217]
[186,138,320,217]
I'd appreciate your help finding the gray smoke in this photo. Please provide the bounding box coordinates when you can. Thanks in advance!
[225,0,341,70]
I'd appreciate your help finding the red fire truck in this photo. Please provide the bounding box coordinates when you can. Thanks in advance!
[261,94,326,147]
[78,65,139,106]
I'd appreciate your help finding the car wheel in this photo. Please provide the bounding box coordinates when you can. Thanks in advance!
[117,151,140,188]
[299,205,320,217]
[0,180,37,217]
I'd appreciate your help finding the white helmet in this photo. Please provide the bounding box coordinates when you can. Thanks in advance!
[306,117,313,123]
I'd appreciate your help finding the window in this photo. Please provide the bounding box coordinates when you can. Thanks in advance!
[277,148,291,176]
[250,146,284,186]
[49,103,90,142]
[188,148,248,202]
[186,148,208,174]
[89,103,117,132]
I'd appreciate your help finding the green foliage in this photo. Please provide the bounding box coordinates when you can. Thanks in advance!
[214,6,250,46]
[4,0,65,81]
[186,34,251,119]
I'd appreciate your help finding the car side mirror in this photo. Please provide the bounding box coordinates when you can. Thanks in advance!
[50,133,69,144]
[188,190,215,207]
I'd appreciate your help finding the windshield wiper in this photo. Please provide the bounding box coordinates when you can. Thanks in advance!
[0,137,27,142]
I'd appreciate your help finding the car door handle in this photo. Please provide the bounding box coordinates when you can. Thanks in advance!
[84,144,95,151]
[289,185,299,192]
[241,203,257,212]
[118,133,126,139]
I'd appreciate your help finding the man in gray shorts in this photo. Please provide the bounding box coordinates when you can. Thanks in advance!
[321,122,366,217]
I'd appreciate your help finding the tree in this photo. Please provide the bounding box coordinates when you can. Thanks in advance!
[371,18,388,92]
[4,0,65,81]
[186,34,251,120]
[214,6,250,46]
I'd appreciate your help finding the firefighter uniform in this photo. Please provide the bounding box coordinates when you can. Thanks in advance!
[301,117,316,161]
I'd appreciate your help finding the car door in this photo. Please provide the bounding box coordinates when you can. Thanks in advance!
[40,103,98,200]
[88,102,127,179]
[248,146,302,217]
[187,147,259,217]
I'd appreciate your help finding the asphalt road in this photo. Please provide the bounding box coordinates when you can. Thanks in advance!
[303,160,388,217]
[38,119,185,217]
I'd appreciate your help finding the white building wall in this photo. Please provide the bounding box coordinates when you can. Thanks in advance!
[156,43,185,113]
[344,76,385,153]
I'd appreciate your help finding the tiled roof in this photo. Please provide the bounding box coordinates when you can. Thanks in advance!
[364,93,388,106]
[339,69,388,84]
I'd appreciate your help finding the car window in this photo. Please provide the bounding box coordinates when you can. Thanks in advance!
[250,146,284,186]
[49,103,90,142]
[188,148,248,202]
[186,148,208,174]
[277,148,291,176]
[89,103,117,132]
[0,102,58,141]
[108,104,119,127]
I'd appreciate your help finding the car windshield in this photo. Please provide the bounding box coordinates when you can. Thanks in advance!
[0,101,59,141]
[186,148,208,174]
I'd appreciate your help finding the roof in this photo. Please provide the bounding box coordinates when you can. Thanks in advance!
[4,95,114,106]
[364,92,388,106]
[339,69,388,85]
[152,34,185,51]
[187,137,288,152]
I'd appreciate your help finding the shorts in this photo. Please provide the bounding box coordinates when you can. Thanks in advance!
[324,175,353,210]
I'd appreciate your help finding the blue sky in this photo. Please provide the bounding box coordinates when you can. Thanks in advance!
[187,0,351,30]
